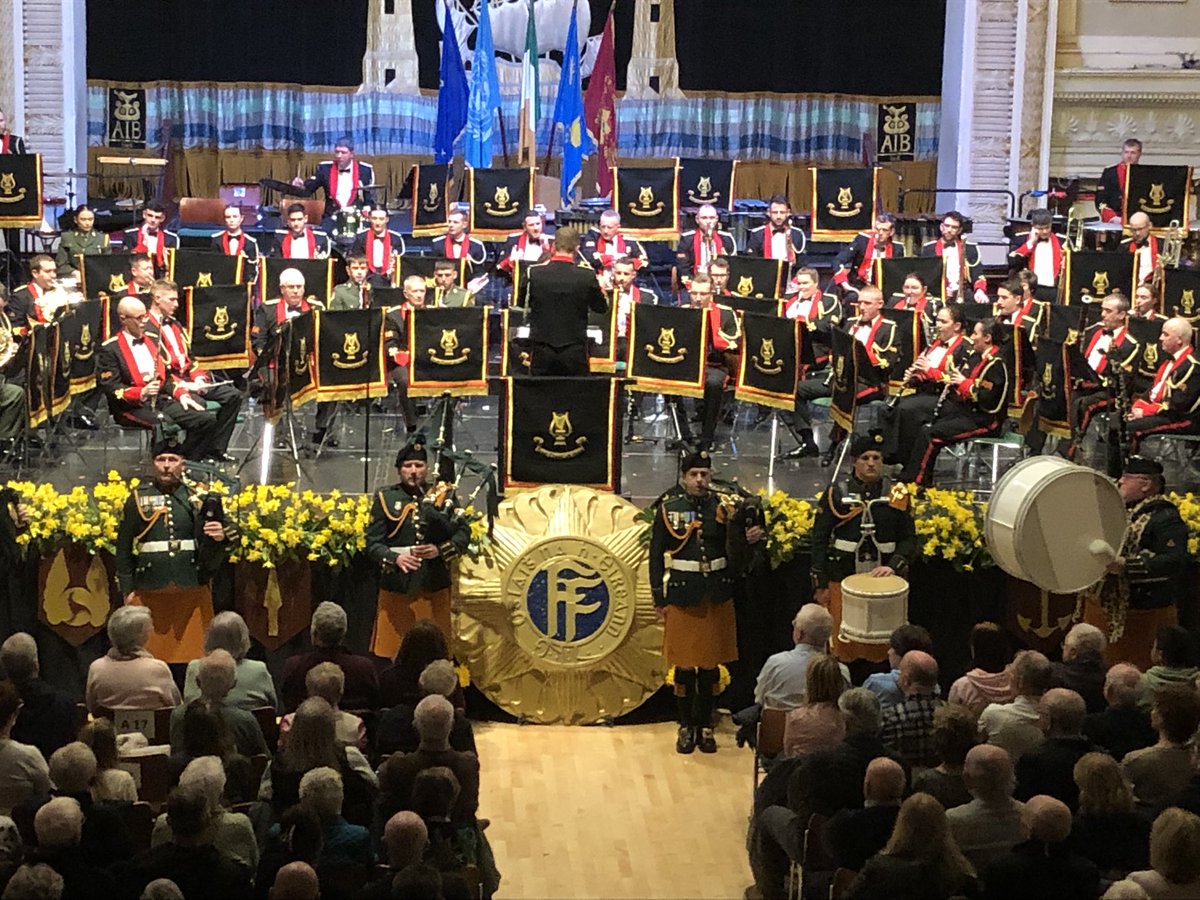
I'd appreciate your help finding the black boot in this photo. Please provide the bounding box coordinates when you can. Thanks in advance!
[675,668,697,754]
[782,427,819,460]
[694,668,719,753]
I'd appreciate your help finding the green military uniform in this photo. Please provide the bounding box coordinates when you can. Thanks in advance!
[434,285,474,308]
[56,228,110,276]
[364,440,472,657]
[329,281,373,311]
[115,449,229,662]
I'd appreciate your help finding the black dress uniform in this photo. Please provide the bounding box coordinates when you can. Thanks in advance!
[832,233,905,291]
[301,159,377,216]
[0,132,26,155]
[745,224,807,275]
[578,230,647,271]
[272,228,331,259]
[921,237,986,300]
[210,231,260,262]
[674,229,737,282]
[1097,164,1127,222]
[349,228,405,286]
[363,440,472,657]
[1069,322,1140,458]
[1127,346,1200,453]
[56,228,110,276]
[525,253,607,376]
[881,333,969,466]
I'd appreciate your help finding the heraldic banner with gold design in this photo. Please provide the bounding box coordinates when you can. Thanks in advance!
[258,257,334,305]
[408,306,489,397]
[468,167,534,239]
[810,166,877,241]
[80,254,134,300]
[313,308,387,401]
[678,158,737,211]
[829,327,862,432]
[1037,304,1082,439]
[503,377,619,491]
[1061,250,1134,306]
[411,163,451,237]
[627,304,708,398]
[877,255,944,304]
[736,312,799,410]
[169,249,244,289]
[59,300,103,395]
[184,284,253,369]
[285,311,317,409]
[1163,268,1200,322]
[726,256,784,300]
[0,153,43,228]
[39,544,121,648]
[613,165,680,240]
[1124,164,1193,232]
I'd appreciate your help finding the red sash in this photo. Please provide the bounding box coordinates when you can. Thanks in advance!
[707,305,734,352]
[116,331,169,402]
[132,227,167,267]
[149,312,199,378]
[329,161,360,209]
[1148,351,1191,403]
[851,315,885,365]
[24,283,47,323]
[922,335,964,381]
[896,293,930,314]
[126,282,143,296]
[367,229,393,274]
[595,233,639,269]
[443,235,469,259]
[504,232,549,269]
[762,226,795,263]
[692,229,721,269]
[856,235,892,284]
[220,232,245,256]
[281,229,318,259]
[274,298,312,324]
[0,134,9,154]
[1083,326,1126,375]
[1129,238,1159,282]
[957,346,998,399]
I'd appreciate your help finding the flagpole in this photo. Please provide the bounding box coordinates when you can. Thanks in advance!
[497,107,510,166]
[543,122,557,178]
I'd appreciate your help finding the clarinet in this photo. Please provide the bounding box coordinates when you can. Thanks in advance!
[930,360,962,423]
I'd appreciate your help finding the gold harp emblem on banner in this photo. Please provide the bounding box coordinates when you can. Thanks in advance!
[422,181,441,213]
[736,276,755,297]
[534,410,587,459]
[833,354,849,392]
[74,324,94,361]
[686,175,719,205]
[1182,290,1196,316]
[1145,343,1159,366]
[1065,328,1080,346]
[484,184,520,217]
[646,326,687,364]
[753,337,783,376]
[429,328,471,365]
[332,331,366,369]
[195,272,213,288]
[0,172,25,204]
[203,305,237,341]
[294,337,310,375]
[827,185,863,219]
[1140,182,1174,215]
[1041,361,1057,399]
[108,274,127,292]
[629,185,665,218]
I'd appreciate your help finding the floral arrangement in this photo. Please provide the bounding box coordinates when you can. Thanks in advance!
[758,489,817,569]
[9,471,134,556]
[1168,493,1200,556]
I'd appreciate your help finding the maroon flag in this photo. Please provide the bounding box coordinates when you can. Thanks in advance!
[584,13,618,198]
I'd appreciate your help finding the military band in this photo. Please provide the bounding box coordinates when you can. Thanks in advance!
[580,209,648,271]
[744,195,806,275]
[292,135,377,217]
[674,204,737,286]
[121,202,179,269]
[832,213,904,293]
[1068,293,1140,462]
[921,210,988,304]
[211,205,260,262]
[350,208,405,285]
[56,206,110,278]
[275,203,331,259]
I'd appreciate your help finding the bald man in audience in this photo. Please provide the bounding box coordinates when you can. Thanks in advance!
[979,649,1052,759]
[824,757,906,872]
[359,812,429,900]
[1014,688,1099,810]
[268,861,319,900]
[947,744,1030,872]
[1083,663,1156,761]
[879,650,944,769]
[982,795,1100,900]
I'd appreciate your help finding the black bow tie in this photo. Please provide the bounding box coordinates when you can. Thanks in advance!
[131,337,146,345]
[772,226,789,235]
[1103,329,1114,337]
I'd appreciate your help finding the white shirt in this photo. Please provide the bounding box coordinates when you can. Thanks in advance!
[284,303,304,321]
[852,318,878,347]
[1031,241,1057,287]
[370,234,387,271]
[785,293,821,322]
[1150,346,1190,402]
[1087,331,1113,375]
[769,229,790,259]
[943,243,962,293]
[142,229,160,255]
[617,290,634,339]
[129,335,156,381]
[1134,244,1155,284]
[516,238,545,262]
[925,342,951,372]
[333,167,355,209]
[288,238,312,260]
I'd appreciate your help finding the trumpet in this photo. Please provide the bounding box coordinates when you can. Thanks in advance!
[1065,210,1084,252]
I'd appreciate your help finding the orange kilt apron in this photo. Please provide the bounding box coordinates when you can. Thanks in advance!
[371,587,452,659]
[1082,597,1176,671]
[662,599,738,669]
[827,581,891,665]
[128,584,213,663]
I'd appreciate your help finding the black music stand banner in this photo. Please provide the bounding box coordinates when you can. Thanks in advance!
[678,158,738,211]
[1060,250,1134,306]
[810,167,877,241]
[501,309,530,377]
[258,258,333,305]
[396,255,465,288]
[49,325,70,419]
[0,153,43,227]
[59,301,103,396]
[467,168,534,239]
[411,164,451,238]
[828,327,861,432]
[727,256,785,300]
[408,307,489,397]
[183,284,253,370]
[1127,316,1165,392]
[312,309,387,402]
[27,326,48,428]
[877,256,944,304]
[882,307,923,392]
[1124,164,1193,232]
[503,377,619,491]
[1162,268,1200,322]
[627,304,707,398]
[736,312,799,410]
[79,254,134,300]
[613,165,681,240]
[169,249,244,289]
[286,313,317,410]
[588,296,619,374]
[370,286,407,310]
[1036,305,1082,439]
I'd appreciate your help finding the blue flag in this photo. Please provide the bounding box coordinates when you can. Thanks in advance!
[464,0,501,168]
[434,6,469,164]
[551,2,594,206]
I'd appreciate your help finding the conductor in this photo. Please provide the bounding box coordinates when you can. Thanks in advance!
[525,226,607,376]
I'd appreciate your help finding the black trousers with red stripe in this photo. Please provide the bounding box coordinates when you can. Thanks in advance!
[1128,414,1200,454]
[902,405,1000,485]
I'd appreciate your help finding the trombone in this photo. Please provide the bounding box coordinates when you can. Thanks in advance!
[1065,210,1084,252]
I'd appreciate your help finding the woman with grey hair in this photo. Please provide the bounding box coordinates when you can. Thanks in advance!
[84,606,181,714]
[376,660,477,756]
[150,756,258,871]
[182,612,279,711]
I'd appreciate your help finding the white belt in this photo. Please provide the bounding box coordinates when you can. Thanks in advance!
[667,557,727,573]
[833,539,895,553]
[138,539,196,553]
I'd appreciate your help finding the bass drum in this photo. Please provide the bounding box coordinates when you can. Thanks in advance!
[985,457,1126,594]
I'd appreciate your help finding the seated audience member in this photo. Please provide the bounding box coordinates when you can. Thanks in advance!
[151,756,257,871]
[0,635,75,761]
[40,742,132,867]
[260,698,377,825]
[1140,626,1200,711]
[845,793,976,900]
[912,703,978,810]
[1050,623,1108,714]
[376,660,475,758]
[298,767,372,869]
[220,754,273,849]
[0,682,50,816]
[1069,752,1151,878]
[879,650,944,769]
[123,785,253,900]
[29,797,116,900]
[862,625,935,708]
[268,862,319,900]
[754,605,847,711]
[0,817,22,896]
[167,699,235,787]
[77,719,137,803]
[84,606,181,714]
[1123,683,1200,810]
[281,603,379,713]
[359,811,427,899]
[255,804,323,897]
[391,864,446,900]
[982,794,1100,900]
[824,757,906,872]
[978,649,1052,759]
[948,622,1015,716]
[280,664,365,750]
[946,744,1029,872]
[2,864,63,900]
[169,650,268,759]
[1015,688,1099,809]
[407,767,488,898]
[379,621,464,711]
[183,613,279,711]
[140,879,184,900]
[1126,807,1200,899]
[1084,663,1157,761]
[782,656,847,759]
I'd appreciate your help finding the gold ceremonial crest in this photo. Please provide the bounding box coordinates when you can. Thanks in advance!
[645,325,687,364]
[422,181,441,213]
[0,173,14,194]
[1145,343,1159,366]
[109,274,127,292]
[428,327,471,365]
[0,171,22,203]
[752,336,784,376]
[629,185,665,218]
[1091,271,1109,296]
[294,337,310,374]
[736,275,755,297]
[1183,290,1196,316]
[214,305,229,328]
[827,185,863,219]
[195,272,213,288]
[42,551,109,629]
[331,330,367,369]
[639,186,653,206]
[658,327,674,353]
[484,184,520,217]
[204,304,237,340]
[441,328,458,354]
[533,411,586,458]
[76,324,94,360]
[495,185,509,206]
[549,411,572,446]
[697,176,712,196]
[1140,182,1174,214]
[686,174,720,205]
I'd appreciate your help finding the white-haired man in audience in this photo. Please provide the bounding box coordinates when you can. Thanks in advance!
[377,660,476,757]
[168,649,268,758]
[754,604,849,710]
[982,794,1100,896]
[279,602,379,712]
[979,649,1053,759]
[31,796,116,898]
[1014,688,1099,809]
[946,743,1029,872]
[0,634,75,762]
[1083,662,1156,761]
[1049,623,1108,714]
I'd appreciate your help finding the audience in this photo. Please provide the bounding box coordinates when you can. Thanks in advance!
[77,719,137,803]
[183,613,279,712]
[280,664,365,751]
[947,622,1015,716]
[152,756,258,871]
[169,651,269,759]
[0,635,75,762]
[1126,807,1200,899]
[824,757,906,872]
[255,804,323,898]
[267,861,319,900]
[1123,684,1200,810]
[39,742,133,867]
[167,698,237,786]
[298,766,373,870]
[2,864,63,900]
[861,625,935,709]
[84,607,181,714]
[377,661,476,758]
[139,879,184,900]
[379,621,463,711]
[0,681,50,816]
[754,605,847,710]
[1140,626,1200,711]
[0,817,22,896]
[1015,688,1098,809]
[280,604,379,713]
[1084,663,1157,761]
[912,702,977,810]
[1050,623,1109,714]
[978,649,1052,760]
[946,744,1029,871]
[1070,752,1151,878]
[781,655,846,759]
[879,650,943,769]
[982,794,1099,900]
[29,796,116,900]
[359,811,427,899]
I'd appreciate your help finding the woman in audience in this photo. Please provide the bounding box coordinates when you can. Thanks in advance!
[1069,752,1150,879]
[948,622,1015,715]
[377,661,476,759]
[255,804,323,900]
[260,698,376,826]
[297,767,373,868]
[84,606,181,714]
[781,655,846,759]
[379,621,464,710]
[1127,807,1200,898]
[278,664,365,750]
[151,755,258,871]
[912,703,978,810]
[1123,684,1200,810]
[167,700,237,788]
[0,682,50,816]
[846,793,976,900]
[183,613,279,711]
[77,718,137,803]
[1140,627,1200,710]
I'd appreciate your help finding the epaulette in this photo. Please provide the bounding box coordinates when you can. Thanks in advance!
[101,335,119,346]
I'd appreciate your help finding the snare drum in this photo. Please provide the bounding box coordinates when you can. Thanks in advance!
[332,206,363,239]
[1083,221,1124,252]
[839,573,910,644]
